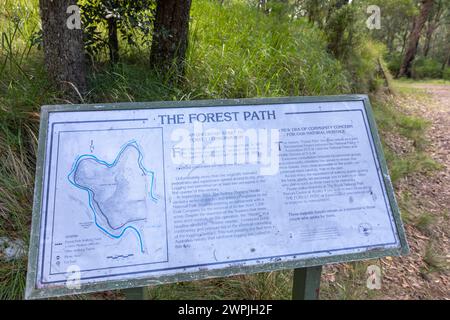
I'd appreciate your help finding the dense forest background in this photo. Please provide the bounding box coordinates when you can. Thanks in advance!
[0,0,449,300]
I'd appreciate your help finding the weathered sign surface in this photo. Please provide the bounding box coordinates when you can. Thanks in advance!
[25,95,408,299]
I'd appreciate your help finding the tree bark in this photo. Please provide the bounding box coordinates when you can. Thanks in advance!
[397,0,434,78]
[150,0,192,76]
[400,28,409,56]
[107,17,119,63]
[423,0,443,57]
[443,53,450,70]
[39,0,87,99]
[423,22,434,57]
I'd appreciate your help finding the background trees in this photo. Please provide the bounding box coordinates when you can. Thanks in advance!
[38,0,192,99]
[398,0,435,77]
[80,0,156,63]
[36,0,450,101]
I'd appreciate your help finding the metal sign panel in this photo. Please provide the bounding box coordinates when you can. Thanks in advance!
[25,95,408,299]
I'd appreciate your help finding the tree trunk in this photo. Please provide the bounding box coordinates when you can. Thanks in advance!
[397,0,434,78]
[423,22,434,57]
[386,32,394,54]
[39,0,87,99]
[423,0,443,57]
[150,0,192,76]
[107,17,119,63]
[400,28,409,56]
[443,54,450,70]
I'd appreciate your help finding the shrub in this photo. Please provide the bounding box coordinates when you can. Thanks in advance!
[385,52,402,76]
[443,67,450,81]
[412,57,443,79]
[345,40,387,92]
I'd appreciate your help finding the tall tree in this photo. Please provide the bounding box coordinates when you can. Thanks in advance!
[39,0,87,98]
[326,0,353,59]
[367,0,418,55]
[397,0,435,78]
[423,0,445,56]
[150,0,192,76]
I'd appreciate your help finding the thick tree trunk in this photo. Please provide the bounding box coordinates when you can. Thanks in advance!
[39,0,87,99]
[397,0,434,78]
[150,0,192,76]
[107,18,119,63]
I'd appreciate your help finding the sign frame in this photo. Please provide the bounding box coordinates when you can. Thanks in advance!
[25,94,409,299]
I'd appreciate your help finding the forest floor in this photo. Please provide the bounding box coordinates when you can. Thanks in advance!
[377,81,449,299]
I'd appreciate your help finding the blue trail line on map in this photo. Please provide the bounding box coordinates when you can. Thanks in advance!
[67,140,157,254]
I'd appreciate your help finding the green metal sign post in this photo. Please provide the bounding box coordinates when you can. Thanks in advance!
[124,287,148,300]
[292,266,323,300]
[125,265,324,300]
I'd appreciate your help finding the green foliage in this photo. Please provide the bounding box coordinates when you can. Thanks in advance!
[79,0,156,61]
[325,1,361,60]
[412,57,444,79]
[385,150,442,184]
[0,258,27,300]
[86,62,182,102]
[0,0,41,77]
[364,0,418,53]
[299,0,387,92]
[185,0,350,99]
[385,52,402,77]
[443,67,450,80]
[373,97,430,149]
[415,212,435,234]
[346,40,386,92]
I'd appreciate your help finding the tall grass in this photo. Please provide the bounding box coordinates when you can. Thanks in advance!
[185,0,350,99]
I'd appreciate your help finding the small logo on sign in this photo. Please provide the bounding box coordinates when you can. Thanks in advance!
[359,223,372,236]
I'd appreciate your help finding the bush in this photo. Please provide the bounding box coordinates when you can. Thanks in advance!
[412,57,443,79]
[345,40,386,92]
[386,54,446,80]
[385,52,402,76]
[443,67,450,81]
[79,0,156,62]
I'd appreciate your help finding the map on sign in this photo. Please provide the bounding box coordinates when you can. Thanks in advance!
[26,96,408,299]
[67,140,158,254]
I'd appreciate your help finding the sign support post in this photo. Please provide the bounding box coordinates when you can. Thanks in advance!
[124,287,147,300]
[292,266,322,300]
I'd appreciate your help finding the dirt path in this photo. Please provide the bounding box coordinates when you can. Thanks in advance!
[379,83,450,299]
